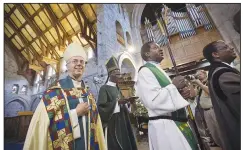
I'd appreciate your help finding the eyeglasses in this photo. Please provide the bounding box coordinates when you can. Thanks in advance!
[217,45,233,51]
[67,59,87,65]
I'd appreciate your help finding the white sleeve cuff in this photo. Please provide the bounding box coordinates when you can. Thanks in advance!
[165,84,189,110]
[126,103,131,113]
[70,109,81,139]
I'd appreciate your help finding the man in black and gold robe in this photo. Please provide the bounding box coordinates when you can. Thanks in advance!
[97,56,137,150]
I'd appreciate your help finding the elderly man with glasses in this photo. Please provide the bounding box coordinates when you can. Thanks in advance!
[24,42,106,150]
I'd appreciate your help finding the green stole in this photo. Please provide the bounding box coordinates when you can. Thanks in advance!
[143,63,198,150]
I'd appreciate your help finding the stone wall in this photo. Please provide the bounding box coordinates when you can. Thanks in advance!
[97,4,143,81]
[4,44,32,117]
[206,4,240,54]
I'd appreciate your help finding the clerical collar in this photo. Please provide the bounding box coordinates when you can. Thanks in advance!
[222,62,234,68]
[72,79,82,88]
[106,81,116,87]
[69,75,82,82]
[147,61,160,64]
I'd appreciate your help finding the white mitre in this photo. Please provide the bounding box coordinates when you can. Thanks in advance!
[63,42,87,62]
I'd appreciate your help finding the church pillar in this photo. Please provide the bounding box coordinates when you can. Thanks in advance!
[205,4,240,54]
[130,4,146,67]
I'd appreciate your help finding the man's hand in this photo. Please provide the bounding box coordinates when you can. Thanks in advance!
[172,75,187,90]
[118,98,128,105]
[76,102,89,116]
[127,97,137,104]
[180,87,191,99]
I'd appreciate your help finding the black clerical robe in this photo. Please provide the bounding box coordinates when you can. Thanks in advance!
[97,84,137,150]
[208,62,240,150]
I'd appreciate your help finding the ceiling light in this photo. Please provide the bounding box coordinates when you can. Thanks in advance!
[128,46,134,52]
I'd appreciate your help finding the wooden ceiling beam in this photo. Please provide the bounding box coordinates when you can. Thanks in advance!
[73,4,95,50]
[5,20,36,64]
[74,4,97,57]
[44,5,62,44]
[20,4,95,54]
[4,5,44,29]
[73,5,84,34]
[6,19,42,66]
[44,5,68,48]
[56,4,75,47]
[81,33,96,44]
[89,4,97,18]
[7,3,97,65]
[17,5,46,43]
[9,33,17,40]
[29,5,45,18]
[77,4,97,40]
[42,56,59,65]
[4,5,17,19]
[29,64,44,73]
[18,24,55,51]
[90,19,97,26]
[17,5,60,59]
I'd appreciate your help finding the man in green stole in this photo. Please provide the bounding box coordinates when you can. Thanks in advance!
[97,56,137,150]
[136,42,198,150]
[24,42,106,150]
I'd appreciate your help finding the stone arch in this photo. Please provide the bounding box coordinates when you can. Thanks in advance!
[116,20,125,46]
[118,52,138,81]
[31,96,42,111]
[131,4,146,29]
[5,96,30,117]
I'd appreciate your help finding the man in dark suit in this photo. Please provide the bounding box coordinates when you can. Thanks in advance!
[203,40,240,150]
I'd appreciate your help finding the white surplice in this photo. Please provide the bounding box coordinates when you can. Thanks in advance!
[136,62,192,150]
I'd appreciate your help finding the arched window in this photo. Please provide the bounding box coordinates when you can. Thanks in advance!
[20,85,28,95]
[116,21,125,46]
[60,58,67,73]
[47,64,56,79]
[32,70,44,94]
[46,65,57,88]
[12,84,19,94]
[87,47,94,59]
[34,71,43,84]
[126,32,132,46]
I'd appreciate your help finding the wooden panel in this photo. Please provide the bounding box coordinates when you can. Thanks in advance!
[184,44,194,55]
[161,28,222,69]
[4,117,19,139]
[172,42,182,50]
[201,37,212,46]
[181,39,191,47]
[18,115,33,141]
[172,48,186,59]
[190,35,200,43]
[160,46,172,68]
[18,111,33,116]
[170,33,180,43]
